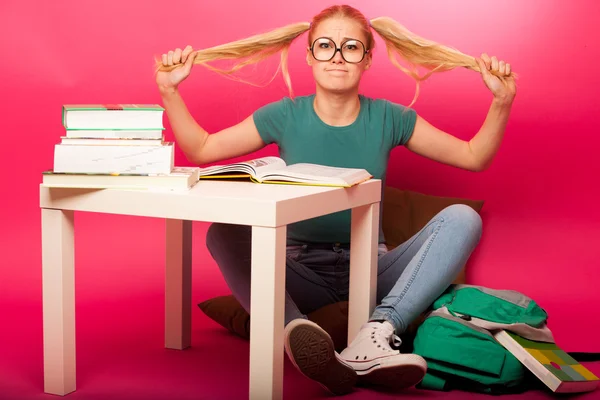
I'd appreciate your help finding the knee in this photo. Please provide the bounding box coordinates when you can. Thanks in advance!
[440,204,483,242]
[206,223,226,252]
[206,223,250,254]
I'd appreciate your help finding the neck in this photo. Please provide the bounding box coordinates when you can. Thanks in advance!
[313,86,361,127]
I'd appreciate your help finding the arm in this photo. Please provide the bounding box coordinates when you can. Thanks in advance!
[405,53,516,172]
[467,97,514,171]
[405,97,514,172]
[157,45,266,165]
[160,88,266,165]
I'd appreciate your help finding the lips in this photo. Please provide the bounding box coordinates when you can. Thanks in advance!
[326,70,348,76]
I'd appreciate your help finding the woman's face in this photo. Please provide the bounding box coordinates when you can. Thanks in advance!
[307,17,372,93]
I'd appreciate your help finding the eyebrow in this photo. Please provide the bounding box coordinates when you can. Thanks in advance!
[321,36,360,42]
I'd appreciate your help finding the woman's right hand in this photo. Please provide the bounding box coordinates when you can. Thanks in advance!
[156,45,197,93]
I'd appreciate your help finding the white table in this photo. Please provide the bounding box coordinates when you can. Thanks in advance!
[39,179,381,399]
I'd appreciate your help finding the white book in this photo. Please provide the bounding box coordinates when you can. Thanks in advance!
[64,129,164,140]
[198,156,372,187]
[62,104,164,130]
[60,137,164,146]
[53,143,174,174]
[42,167,200,190]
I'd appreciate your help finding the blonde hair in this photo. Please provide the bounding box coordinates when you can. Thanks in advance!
[157,5,516,105]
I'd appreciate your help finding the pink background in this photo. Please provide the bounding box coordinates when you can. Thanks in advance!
[1,0,599,399]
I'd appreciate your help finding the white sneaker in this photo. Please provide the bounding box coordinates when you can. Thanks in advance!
[284,319,357,395]
[339,321,427,390]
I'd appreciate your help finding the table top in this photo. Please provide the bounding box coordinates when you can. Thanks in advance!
[40,179,382,227]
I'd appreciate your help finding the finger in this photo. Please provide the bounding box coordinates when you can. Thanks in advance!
[173,48,182,64]
[182,45,193,63]
[491,56,499,71]
[506,63,511,76]
[167,50,174,66]
[184,51,197,73]
[481,53,492,70]
[161,53,168,66]
[475,57,491,77]
[475,57,484,72]
[499,60,506,75]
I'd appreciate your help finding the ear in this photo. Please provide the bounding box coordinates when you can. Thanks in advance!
[364,52,373,70]
[306,46,313,66]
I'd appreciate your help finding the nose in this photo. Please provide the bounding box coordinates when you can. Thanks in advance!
[331,48,345,64]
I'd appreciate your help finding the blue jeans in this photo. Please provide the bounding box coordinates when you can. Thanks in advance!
[206,204,482,334]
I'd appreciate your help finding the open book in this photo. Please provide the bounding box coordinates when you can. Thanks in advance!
[197,156,372,187]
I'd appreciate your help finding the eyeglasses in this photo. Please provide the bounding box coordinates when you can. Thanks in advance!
[310,37,369,64]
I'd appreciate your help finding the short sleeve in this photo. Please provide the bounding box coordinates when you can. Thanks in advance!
[387,101,417,147]
[252,98,290,145]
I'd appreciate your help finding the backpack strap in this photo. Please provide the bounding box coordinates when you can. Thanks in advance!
[452,284,534,308]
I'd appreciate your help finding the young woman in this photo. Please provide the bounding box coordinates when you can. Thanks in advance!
[156,4,516,396]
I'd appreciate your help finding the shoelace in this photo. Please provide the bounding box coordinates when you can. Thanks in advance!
[370,325,402,352]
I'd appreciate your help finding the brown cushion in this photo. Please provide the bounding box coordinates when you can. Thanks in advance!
[198,295,350,351]
[382,186,484,250]
[199,188,485,350]
[198,295,250,339]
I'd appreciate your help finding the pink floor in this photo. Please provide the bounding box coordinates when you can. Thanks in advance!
[2,214,599,400]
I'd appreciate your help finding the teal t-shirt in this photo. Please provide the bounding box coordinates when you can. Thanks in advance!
[253,94,416,245]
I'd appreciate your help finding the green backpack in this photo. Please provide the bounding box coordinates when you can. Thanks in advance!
[412,284,550,394]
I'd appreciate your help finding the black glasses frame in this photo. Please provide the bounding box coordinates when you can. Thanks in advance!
[309,37,370,63]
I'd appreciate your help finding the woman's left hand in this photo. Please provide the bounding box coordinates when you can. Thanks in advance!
[476,53,516,104]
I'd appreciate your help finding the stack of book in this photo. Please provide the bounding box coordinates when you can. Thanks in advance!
[42,104,200,190]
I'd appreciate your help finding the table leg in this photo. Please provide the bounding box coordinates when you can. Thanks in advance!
[348,202,379,344]
[165,219,192,350]
[42,208,76,395]
[249,226,286,400]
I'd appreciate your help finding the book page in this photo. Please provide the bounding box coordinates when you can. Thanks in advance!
[259,163,371,185]
[260,163,369,181]
[198,156,285,177]
[245,157,287,174]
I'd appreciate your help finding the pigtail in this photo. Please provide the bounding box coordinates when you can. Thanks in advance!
[156,22,310,97]
[370,16,516,106]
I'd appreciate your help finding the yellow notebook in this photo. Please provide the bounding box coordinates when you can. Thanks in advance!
[493,330,599,393]
[198,156,372,188]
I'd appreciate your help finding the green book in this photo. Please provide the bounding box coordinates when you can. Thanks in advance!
[62,104,165,130]
[494,330,599,393]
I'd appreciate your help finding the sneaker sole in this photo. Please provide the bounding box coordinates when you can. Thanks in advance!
[284,320,357,396]
[354,355,427,390]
